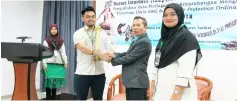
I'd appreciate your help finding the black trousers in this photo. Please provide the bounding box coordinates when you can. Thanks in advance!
[46,88,57,100]
[126,88,147,100]
[75,74,106,100]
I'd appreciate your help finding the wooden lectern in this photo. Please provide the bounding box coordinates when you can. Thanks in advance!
[1,42,53,100]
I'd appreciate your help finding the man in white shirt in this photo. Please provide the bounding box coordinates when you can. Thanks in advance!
[73,6,113,100]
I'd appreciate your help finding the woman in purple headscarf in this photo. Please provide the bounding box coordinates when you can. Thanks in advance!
[42,24,68,100]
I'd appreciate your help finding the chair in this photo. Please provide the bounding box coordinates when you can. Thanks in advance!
[107,74,151,100]
[107,74,212,100]
[195,76,213,100]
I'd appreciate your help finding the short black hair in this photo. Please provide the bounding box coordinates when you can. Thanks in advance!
[133,16,147,27]
[81,6,96,16]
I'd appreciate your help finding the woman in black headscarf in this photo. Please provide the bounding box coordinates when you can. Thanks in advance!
[150,3,202,100]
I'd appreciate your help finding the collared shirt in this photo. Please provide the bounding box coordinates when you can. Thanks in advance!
[133,35,140,41]
[73,25,114,75]
[133,33,147,42]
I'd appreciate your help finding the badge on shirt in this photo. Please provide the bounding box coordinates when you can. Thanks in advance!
[154,51,161,67]
[54,50,58,57]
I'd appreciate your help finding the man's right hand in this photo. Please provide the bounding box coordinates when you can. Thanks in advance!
[106,52,115,58]
[101,52,113,62]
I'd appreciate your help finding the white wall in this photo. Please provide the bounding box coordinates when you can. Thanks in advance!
[103,46,237,101]
[1,1,43,96]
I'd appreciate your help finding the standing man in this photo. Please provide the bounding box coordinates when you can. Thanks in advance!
[110,16,152,100]
[73,6,113,100]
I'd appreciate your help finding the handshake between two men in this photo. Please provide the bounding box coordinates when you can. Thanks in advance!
[91,49,115,63]
[98,52,115,63]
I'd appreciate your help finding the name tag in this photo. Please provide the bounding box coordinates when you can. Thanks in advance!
[154,51,161,67]
[54,50,58,57]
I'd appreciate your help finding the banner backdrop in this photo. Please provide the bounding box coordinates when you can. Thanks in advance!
[96,0,237,50]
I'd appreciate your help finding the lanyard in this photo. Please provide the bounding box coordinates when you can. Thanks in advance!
[84,27,96,46]
[84,26,101,60]
[179,24,185,29]
[160,41,163,48]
